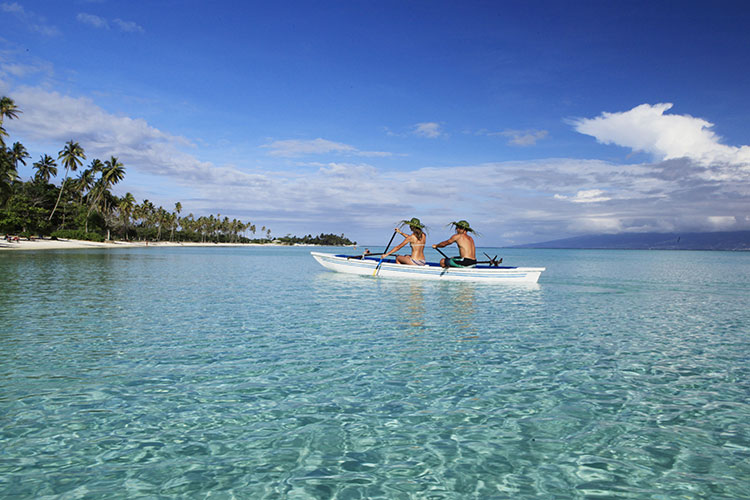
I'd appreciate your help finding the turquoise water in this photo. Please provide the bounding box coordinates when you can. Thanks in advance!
[1,246,749,499]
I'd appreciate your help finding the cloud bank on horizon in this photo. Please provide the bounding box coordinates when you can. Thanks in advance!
[5,85,748,244]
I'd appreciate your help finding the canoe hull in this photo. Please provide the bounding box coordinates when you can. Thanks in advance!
[311,252,545,283]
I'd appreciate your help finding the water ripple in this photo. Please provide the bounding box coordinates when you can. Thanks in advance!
[1,247,749,498]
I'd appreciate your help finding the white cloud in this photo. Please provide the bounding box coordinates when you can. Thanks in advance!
[412,122,442,138]
[0,58,54,80]
[554,189,610,203]
[2,2,59,36]
[76,13,109,29]
[497,129,548,146]
[76,13,144,33]
[0,2,22,13]
[262,138,355,157]
[113,18,144,33]
[8,87,226,184]
[573,103,750,166]
[261,138,390,158]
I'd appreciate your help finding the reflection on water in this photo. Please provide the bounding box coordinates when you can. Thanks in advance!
[443,283,478,340]
[397,282,477,339]
[405,282,425,329]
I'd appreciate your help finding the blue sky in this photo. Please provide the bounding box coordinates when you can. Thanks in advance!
[2,0,749,245]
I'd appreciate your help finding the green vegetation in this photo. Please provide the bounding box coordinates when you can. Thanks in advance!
[276,233,356,246]
[0,96,353,246]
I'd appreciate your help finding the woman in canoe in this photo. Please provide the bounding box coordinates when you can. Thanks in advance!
[382,217,428,265]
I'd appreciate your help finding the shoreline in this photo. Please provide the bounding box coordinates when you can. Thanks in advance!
[0,238,300,251]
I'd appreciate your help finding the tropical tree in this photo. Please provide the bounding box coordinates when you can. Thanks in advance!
[73,166,95,203]
[33,154,58,184]
[0,98,21,204]
[49,140,86,220]
[10,142,29,171]
[102,157,125,188]
[168,202,181,241]
[85,156,125,233]
[0,96,20,123]
[0,96,21,146]
[0,150,18,206]
[116,192,136,238]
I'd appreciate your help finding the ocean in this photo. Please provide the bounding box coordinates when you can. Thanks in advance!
[1,246,749,499]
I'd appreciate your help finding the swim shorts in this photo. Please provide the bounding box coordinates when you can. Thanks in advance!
[447,257,477,268]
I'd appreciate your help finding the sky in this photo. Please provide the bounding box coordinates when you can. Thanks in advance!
[1,0,749,246]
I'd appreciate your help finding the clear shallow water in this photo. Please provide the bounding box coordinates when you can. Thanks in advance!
[1,246,749,499]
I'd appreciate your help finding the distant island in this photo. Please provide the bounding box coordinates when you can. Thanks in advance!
[511,231,750,251]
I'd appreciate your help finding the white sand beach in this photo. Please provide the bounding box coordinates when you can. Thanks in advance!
[0,237,278,251]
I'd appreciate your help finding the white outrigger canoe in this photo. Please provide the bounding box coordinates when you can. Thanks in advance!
[311,251,545,283]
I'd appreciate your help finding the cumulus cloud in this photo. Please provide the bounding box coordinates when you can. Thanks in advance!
[573,103,750,166]
[7,87,236,186]
[412,122,443,138]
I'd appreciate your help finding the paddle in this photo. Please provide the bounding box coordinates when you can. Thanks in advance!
[373,229,398,276]
[346,252,384,260]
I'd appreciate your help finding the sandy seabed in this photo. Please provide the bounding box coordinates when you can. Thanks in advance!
[0,238,284,251]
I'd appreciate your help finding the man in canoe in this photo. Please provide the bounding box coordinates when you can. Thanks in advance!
[382,217,428,265]
[433,220,477,267]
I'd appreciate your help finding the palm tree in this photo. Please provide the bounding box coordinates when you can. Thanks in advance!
[0,97,21,146]
[74,168,94,203]
[0,156,18,205]
[170,202,182,241]
[0,96,21,122]
[118,192,136,239]
[49,140,86,221]
[33,155,58,184]
[10,142,29,170]
[102,157,125,186]
[0,98,21,203]
[86,156,125,232]
[97,157,125,210]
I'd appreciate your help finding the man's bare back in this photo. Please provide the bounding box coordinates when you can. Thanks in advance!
[432,220,477,267]
[452,232,476,260]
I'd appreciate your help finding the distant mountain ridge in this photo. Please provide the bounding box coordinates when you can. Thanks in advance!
[511,231,750,251]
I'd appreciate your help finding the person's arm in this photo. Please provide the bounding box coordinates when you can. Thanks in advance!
[384,237,409,257]
[432,234,458,249]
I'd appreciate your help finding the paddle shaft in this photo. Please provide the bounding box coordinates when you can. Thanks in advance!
[373,230,398,276]
[346,252,384,259]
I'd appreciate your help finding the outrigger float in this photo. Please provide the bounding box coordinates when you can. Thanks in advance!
[310,251,545,283]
